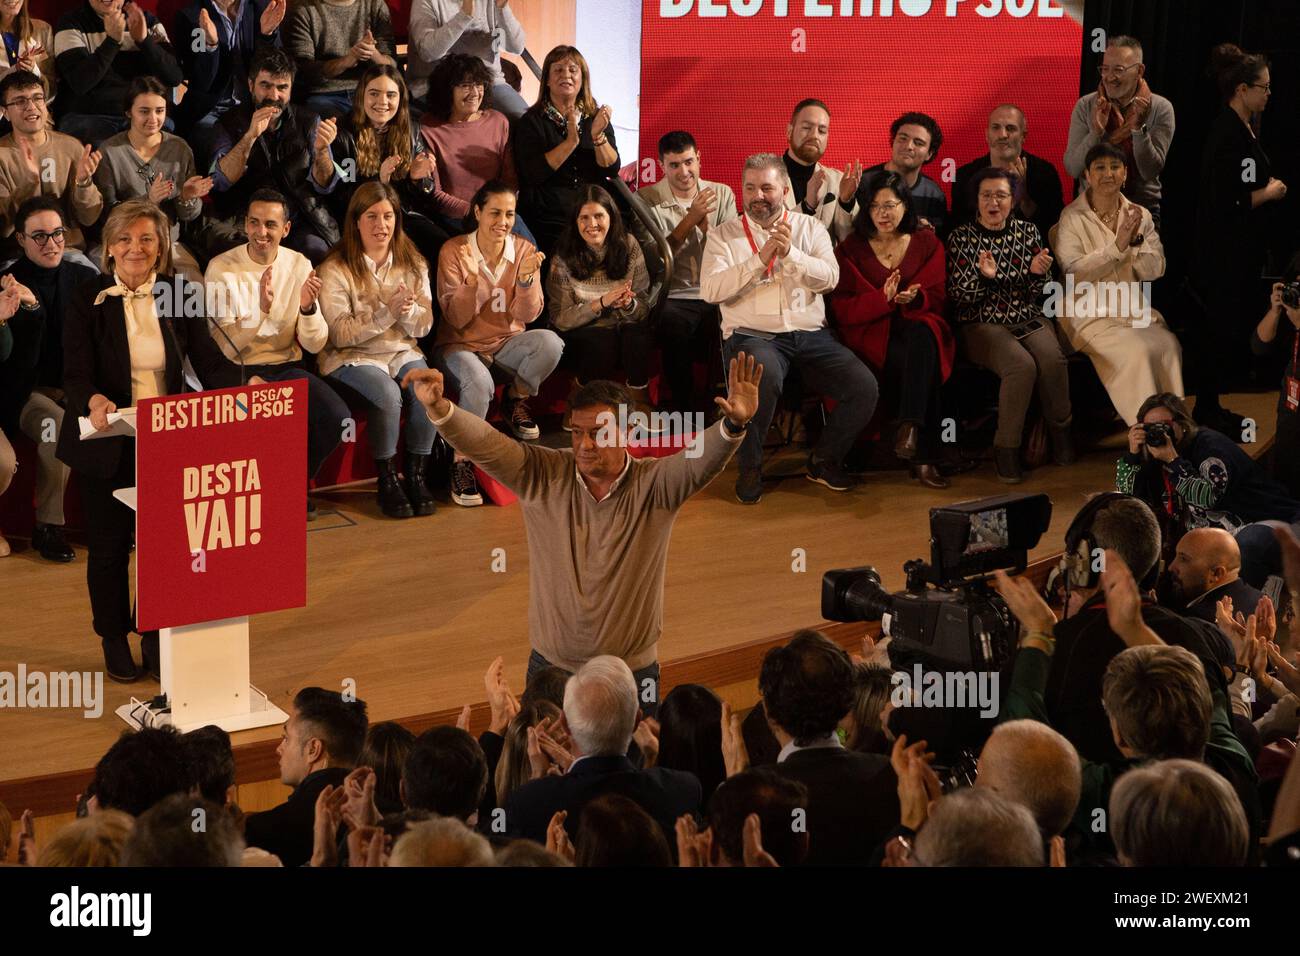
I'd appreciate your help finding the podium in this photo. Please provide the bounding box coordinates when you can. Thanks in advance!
[81,382,308,733]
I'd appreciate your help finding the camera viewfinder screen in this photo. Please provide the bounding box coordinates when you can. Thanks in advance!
[965,508,1010,556]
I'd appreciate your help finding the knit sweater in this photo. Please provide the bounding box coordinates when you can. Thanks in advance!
[0,131,103,248]
[316,252,433,377]
[406,0,527,98]
[53,2,182,118]
[429,402,744,671]
[546,236,650,332]
[945,217,1049,326]
[283,0,395,96]
[418,110,515,220]
[94,132,201,243]
[204,243,327,367]
[436,233,543,356]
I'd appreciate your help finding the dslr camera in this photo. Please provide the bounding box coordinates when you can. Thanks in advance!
[1282,281,1300,310]
[1142,421,1173,448]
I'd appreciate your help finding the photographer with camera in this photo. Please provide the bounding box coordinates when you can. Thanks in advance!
[1250,251,1300,499]
[1118,392,1300,587]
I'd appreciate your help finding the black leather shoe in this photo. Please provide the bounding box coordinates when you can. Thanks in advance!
[375,457,414,518]
[911,463,950,489]
[140,632,160,681]
[1048,426,1076,466]
[32,523,74,562]
[405,454,438,517]
[807,456,854,492]
[736,469,763,505]
[994,446,1024,483]
[894,422,919,460]
[102,636,142,683]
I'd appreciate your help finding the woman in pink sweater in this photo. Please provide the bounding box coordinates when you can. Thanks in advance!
[419,54,536,244]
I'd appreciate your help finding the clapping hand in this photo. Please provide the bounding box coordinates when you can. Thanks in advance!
[311,784,347,867]
[518,249,544,284]
[197,8,219,49]
[351,29,379,64]
[147,175,175,203]
[894,283,922,306]
[675,815,713,867]
[688,186,718,224]
[340,766,381,830]
[125,2,148,44]
[484,655,520,735]
[1099,549,1159,646]
[742,814,779,867]
[590,104,612,139]
[805,166,826,211]
[75,144,102,184]
[715,351,763,429]
[546,811,575,862]
[16,43,44,74]
[719,699,749,778]
[1115,205,1142,251]
[882,269,901,303]
[1091,92,1110,136]
[1029,247,1053,275]
[181,175,214,201]
[299,270,322,312]
[379,155,403,184]
[313,117,338,156]
[977,249,997,279]
[260,0,287,35]
[1007,154,1028,185]
[839,160,864,204]
[632,716,660,767]
[991,567,1058,637]
[258,265,275,314]
[387,280,415,318]
[409,152,434,181]
[891,734,940,831]
[0,273,36,309]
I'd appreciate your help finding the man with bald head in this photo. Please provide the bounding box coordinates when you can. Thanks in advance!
[1163,527,1263,624]
[953,104,1064,241]
[977,720,1081,864]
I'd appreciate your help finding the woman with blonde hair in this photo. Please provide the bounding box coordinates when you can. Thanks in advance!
[318,181,436,520]
[36,810,134,867]
[55,199,243,681]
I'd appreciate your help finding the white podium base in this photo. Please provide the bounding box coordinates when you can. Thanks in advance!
[114,683,289,734]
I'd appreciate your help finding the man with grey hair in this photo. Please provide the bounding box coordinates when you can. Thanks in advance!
[1110,758,1250,866]
[912,788,1044,866]
[953,104,1064,241]
[502,656,702,847]
[976,719,1081,861]
[1063,35,1174,228]
[701,152,877,504]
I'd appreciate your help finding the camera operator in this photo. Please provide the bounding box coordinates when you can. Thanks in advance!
[1250,251,1300,499]
[1117,391,1300,587]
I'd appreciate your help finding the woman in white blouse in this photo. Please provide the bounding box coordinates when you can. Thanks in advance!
[318,181,437,520]
[1053,142,1184,425]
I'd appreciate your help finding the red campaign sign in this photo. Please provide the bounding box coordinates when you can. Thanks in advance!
[639,1,1083,204]
[136,381,307,631]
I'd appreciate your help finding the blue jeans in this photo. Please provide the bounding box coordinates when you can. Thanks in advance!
[303,90,353,120]
[246,364,350,478]
[1233,519,1300,588]
[490,83,529,122]
[434,330,564,419]
[526,649,662,720]
[724,327,879,473]
[328,358,435,459]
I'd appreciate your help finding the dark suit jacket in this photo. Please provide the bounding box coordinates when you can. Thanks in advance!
[174,0,282,126]
[56,272,243,479]
[243,767,349,868]
[503,754,701,846]
[1183,577,1264,626]
[774,746,900,866]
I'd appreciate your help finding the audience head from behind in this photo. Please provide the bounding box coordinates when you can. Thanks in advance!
[786,98,831,167]
[976,720,1082,839]
[574,793,671,867]
[15,195,68,270]
[1110,759,1249,866]
[842,663,894,753]
[563,655,639,759]
[244,188,294,267]
[740,152,790,228]
[535,45,596,116]
[496,839,573,867]
[1102,645,1211,761]
[521,665,570,710]
[183,725,236,807]
[970,165,1018,231]
[913,787,1044,866]
[888,111,943,176]
[121,794,243,867]
[389,817,495,867]
[277,686,368,788]
[466,179,518,244]
[1059,494,1161,615]
[247,45,296,119]
[0,69,47,139]
[759,629,855,748]
[496,700,563,808]
[92,726,191,817]
[569,379,633,485]
[707,768,810,867]
[36,810,134,867]
[359,721,416,815]
[427,52,494,123]
[986,104,1028,166]
[400,726,488,824]
[854,170,920,241]
[656,684,726,805]
[1165,527,1244,606]
[658,130,704,200]
[101,198,173,283]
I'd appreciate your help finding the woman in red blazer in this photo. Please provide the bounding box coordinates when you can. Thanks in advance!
[831,171,954,488]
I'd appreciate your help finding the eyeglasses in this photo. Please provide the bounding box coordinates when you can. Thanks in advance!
[5,93,46,110]
[979,191,1014,202]
[22,228,66,246]
[1250,83,1272,93]
[868,201,902,213]
[1098,64,1140,77]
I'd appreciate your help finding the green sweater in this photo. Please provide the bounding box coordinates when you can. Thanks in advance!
[430,403,742,671]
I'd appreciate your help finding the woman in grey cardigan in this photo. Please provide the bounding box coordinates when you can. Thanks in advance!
[93,76,213,282]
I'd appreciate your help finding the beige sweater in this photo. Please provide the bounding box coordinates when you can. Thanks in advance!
[316,253,434,378]
[431,403,743,671]
[205,243,328,367]
[436,233,544,356]
[0,130,103,248]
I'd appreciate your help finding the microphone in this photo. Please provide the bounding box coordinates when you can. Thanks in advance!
[206,311,247,387]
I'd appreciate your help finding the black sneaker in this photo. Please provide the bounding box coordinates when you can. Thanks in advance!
[504,394,540,440]
[736,468,763,504]
[806,457,853,492]
[307,499,318,522]
[32,523,74,562]
[451,459,484,507]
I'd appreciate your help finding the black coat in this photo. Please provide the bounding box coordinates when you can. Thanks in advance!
[55,272,243,480]
[952,151,1065,245]
[1182,577,1264,625]
[243,767,349,868]
[503,754,701,847]
[773,747,900,866]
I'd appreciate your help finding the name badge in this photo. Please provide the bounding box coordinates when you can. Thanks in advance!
[1286,375,1299,412]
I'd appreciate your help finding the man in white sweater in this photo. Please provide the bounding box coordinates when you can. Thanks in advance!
[406,0,528,117]
[204,187,350,507]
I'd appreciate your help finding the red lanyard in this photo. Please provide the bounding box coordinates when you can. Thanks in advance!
[741,210,787,278]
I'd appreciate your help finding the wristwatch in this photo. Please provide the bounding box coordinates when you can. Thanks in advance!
[19,299,39,311]
[722,417,747,436]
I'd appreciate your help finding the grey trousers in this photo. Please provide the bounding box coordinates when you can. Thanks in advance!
[0,391,70,525]
[960,321,1071,449]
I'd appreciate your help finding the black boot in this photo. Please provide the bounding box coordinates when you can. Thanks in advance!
[405,454,437,517]
[376,457,414,518]
[102,635,141,683]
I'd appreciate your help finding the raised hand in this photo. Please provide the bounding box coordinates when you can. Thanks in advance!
[1099,549,1156,646]
[198,7,219,48]
[742,814,779,867]
[720,699,749,777]
[378,155,402,184]
[147,175,174,204]
[125,2,148,44]
[546,811,575,862]
[260,0,288,35]
[484,655,520,735]
[181,175,214,201]
[258,265,274,314]
[977,249,997,279]
[313,117,338,155]
[991,568,1058,635]
[400,367,447,415]
[408,151,434,181]
[839,159,864,203]
[882,269,901,303]
[805,166,826,211]
[714,351,763,428]
[103,6,126,43]
[518,249,545,284]
[76,145,102,184]
[1029,247,1053,275]
[299,270,322,312]
[590,104,612,139]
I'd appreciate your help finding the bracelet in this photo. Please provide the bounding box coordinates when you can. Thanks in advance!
[76,177,92,189]
[299,304,315,315]
[19,299,40,311]
[592,135,608,147]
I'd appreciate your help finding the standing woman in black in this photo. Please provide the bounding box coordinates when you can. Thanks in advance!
[1190,44,1288,434]
[56,199,243,682]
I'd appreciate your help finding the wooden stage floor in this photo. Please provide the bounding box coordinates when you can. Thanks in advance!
[0,392,1279,795]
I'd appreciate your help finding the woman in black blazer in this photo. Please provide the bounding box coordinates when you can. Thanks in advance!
[57,199,243,682]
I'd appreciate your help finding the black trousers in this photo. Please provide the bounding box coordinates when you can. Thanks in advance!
[658,298,720,411]
[882,315,943,460]
[80,448,139,642]
[1274,399,1300,499]
[563,321,654,386]
[245,363,350,478]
